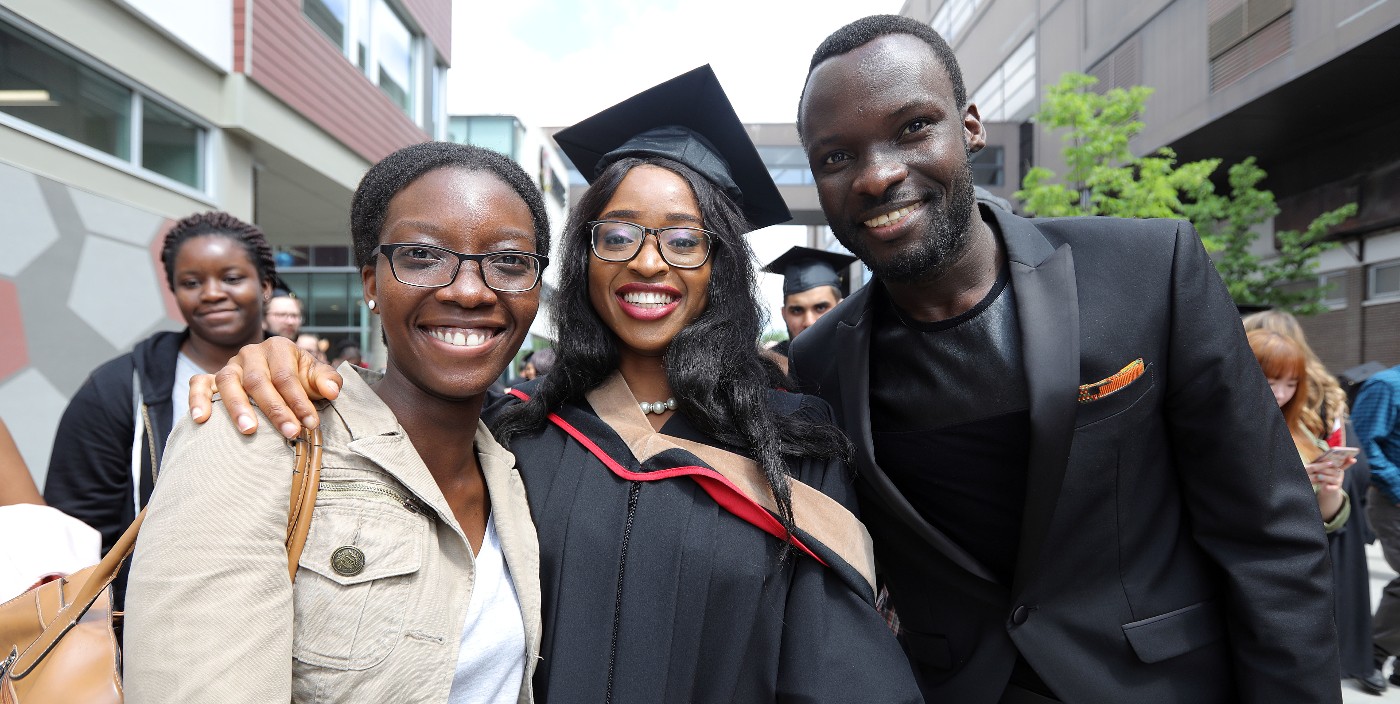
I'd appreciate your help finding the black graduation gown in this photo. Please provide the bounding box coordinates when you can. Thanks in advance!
[485,382,922,704]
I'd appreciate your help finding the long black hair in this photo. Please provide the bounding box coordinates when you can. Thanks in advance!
[492,156,852,545]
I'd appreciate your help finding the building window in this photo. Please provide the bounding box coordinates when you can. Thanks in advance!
[447,115,523,161]
[1208,0,1292,92]
[1369,261,1400,303]
[302,0,421,119]
[971,35,1036,122]
[1319,270,1347,309]
[756,145,815,185]
[303,0,347,47]
[970,145,1004,187]
[0,15,207,191]
[931,0,984,43]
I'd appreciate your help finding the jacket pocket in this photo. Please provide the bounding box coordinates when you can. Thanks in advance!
[1121,599,1224,664]
[1075,362,1155,429]
[292,486,428,670]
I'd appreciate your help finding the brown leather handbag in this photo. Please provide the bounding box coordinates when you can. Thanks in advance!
[0,428,323,703]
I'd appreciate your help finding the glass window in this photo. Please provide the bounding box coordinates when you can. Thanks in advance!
[932,0,982,43]
[970,145,1004,187]
[0,18,131,159]
[756,145,814,185]
[372,0,413,113]
[448,115,520,160]
[1319,270,1347,308]
[307,272,361,328]
[141,98,202,188]
[972,35,1037,122]
[303,0,348,47]
[1369,262,1400,302]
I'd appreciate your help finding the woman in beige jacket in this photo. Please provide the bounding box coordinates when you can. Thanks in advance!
[124,142,548,703]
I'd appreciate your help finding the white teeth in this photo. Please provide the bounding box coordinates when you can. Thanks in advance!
[622,291,677,306]
[864,205,916,228]
[427,327,492,347]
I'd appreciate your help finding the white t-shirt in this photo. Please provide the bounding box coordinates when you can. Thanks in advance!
[170,352,205,428]
[448,516,526,704]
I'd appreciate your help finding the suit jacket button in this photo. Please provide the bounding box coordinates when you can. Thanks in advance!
[1011,605,1030,625]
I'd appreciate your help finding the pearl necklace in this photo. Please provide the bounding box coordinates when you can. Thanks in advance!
[639,398,676,415]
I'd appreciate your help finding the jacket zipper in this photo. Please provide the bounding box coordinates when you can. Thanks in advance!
[318,479,427,514]
[604,480,642,704]
[142,403,158,486]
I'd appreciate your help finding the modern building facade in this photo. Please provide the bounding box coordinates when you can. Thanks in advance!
[900,0,1400,372]
[0,0,449,488]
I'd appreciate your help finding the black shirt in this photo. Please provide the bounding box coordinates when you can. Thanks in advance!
[868,267,1031,585]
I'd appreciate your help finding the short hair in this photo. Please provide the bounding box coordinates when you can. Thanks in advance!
[330,338,360,359]
[350,142,551,268]
[798,15,968,134]
[529,347,557,376]
[160,211,280,292]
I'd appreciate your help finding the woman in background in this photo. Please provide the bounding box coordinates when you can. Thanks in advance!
[1244,311,1379,693]
[45,211,279,554]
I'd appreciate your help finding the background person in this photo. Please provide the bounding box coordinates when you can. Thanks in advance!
[328,338,363,369]
[762,245,857,359]
[44,211,279,555]
[263,292,302,338]
[125,142,547,703]
[1356,364,1400,690]
[1243,309,1380,693]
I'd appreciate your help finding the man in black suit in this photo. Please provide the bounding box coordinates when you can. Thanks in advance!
[790,15,1339,704]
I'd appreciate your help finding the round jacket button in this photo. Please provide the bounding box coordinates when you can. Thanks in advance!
[1011,605,1029,625]
[331,546,366,576]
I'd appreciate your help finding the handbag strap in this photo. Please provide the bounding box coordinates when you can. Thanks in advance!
[9,427,323,679]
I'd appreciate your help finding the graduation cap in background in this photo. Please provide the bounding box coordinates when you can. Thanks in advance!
[553,65,791,232]
[764,246,859,298]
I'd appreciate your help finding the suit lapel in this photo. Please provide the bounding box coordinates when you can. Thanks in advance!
[997,209,1080,597]
[836,290,1003,586]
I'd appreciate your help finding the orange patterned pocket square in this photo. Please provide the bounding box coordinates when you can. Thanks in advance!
[1078,358,1145,404]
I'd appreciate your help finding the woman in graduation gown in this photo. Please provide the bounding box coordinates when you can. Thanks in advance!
[189,66,922,704]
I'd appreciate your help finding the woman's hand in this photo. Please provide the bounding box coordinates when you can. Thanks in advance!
[188,337,343,438]
[1306,456,1353,522]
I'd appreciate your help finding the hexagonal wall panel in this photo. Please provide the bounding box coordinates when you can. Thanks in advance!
[0,162,60,277]
[67,235,167,350]
[0,280,26,383]
[70,188,166,247]
[0,368,70,490]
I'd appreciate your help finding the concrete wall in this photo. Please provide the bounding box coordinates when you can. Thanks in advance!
[0,159,182,489]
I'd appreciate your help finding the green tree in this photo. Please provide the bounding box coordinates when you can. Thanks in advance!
[1015,73,1356,314]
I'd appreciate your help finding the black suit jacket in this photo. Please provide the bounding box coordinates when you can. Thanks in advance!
[789,208,1339,704]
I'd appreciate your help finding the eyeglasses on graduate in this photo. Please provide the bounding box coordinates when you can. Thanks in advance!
[377,243,549,293]
[587,220,715,269]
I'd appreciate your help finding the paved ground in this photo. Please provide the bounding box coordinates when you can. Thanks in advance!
[1342,540,1398,702]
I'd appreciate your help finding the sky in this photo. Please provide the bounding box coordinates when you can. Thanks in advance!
[445,0,902,336]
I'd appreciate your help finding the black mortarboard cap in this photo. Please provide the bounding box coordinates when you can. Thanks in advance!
[553,65,791,232]
[764,246,859,297]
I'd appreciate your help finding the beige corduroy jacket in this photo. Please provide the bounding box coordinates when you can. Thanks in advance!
[124,369,540,703]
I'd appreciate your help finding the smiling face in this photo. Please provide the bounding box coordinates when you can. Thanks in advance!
[363,167,540,401]
[586,165,712,359]
[800,34,984,284]
[171,235,270,348]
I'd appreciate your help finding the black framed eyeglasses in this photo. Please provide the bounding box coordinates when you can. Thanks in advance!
[377,243,548,293]
[587,220,715,269]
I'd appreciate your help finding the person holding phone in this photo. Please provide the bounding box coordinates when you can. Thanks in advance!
[1248,329,1352,531]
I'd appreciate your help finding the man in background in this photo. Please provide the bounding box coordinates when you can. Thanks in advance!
[263,293,302,339]
[763,246,856,359]
[1358,365,1400,687]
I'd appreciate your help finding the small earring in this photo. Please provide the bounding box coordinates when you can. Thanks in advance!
[367,300,376,310]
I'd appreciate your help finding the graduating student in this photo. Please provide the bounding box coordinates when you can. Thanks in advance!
[187,66,922,704]
[763,246,857,358]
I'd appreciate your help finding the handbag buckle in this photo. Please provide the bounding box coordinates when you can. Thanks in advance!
[0,646,16,680]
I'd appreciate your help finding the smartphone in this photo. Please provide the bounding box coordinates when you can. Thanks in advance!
[1314,446,1359,465]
